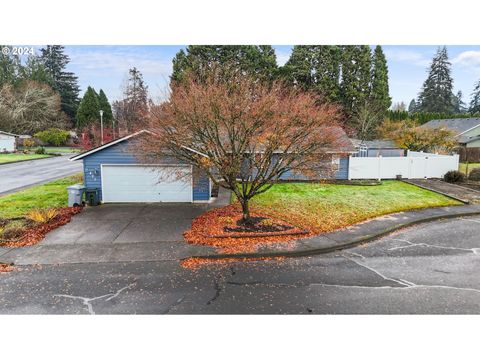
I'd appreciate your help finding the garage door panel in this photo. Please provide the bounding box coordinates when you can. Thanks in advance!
[102,165,192,203]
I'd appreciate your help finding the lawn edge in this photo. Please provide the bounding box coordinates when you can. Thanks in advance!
[183,207,480,261]
[0,154,54,166]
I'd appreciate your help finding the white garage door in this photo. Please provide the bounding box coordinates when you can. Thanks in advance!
[101,165,192,203]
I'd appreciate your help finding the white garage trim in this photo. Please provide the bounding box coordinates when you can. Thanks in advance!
[100,164,193,203]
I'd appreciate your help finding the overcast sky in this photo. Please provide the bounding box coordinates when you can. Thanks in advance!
[28,45,480,107]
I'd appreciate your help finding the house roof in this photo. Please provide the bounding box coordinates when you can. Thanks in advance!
[69,130,154,161]
[0,130,18,137]
[71,126,355,161]
[460,135,480,144]
[350,138,399,149]
[69,130,209,161]
[421,118,480,136]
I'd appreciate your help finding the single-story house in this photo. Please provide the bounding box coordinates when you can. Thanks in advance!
[70,130,212,203]
[421,117,480,148]
[350,139,405,157]
[70,128,356,203]
[0,131,18,152]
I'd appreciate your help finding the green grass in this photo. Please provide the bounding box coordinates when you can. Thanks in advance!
[0,174,83,219]
[459,162,480,176]
[0,153,52,164]
[242,181,460,233]
[19,146,81,154]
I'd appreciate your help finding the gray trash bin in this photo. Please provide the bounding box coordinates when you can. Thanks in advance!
[67,184,85,207]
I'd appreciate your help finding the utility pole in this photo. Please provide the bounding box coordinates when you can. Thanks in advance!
[99,110,104,145]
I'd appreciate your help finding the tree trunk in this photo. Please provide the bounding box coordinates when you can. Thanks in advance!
[240,199,251,223]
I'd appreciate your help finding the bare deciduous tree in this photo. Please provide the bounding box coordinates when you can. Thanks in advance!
[0,81,67,134]
[136,69,347,222]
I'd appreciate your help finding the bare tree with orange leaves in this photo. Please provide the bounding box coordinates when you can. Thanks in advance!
[137,67,347,223]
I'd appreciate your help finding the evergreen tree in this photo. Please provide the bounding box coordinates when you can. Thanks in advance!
[282,45,342,102]
[340,45,372,118]
[315,46,342,102]
[469,79,480,114]
[281,45,317,90]
[370,45,391,113]
[112,67,149,132]
[98,89,113,125]
[453,90,467,113]
[76,86,100,128]
[408,99,418,113]
[0,47,22,87]
[171,45,278,84]
[40,45,80,121]
[21,55,52,84]
[417,46,455,113]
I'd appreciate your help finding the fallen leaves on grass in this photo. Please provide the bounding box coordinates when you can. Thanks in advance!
[180,256,287,269]
[0,207,82,247]
[0,263,14,273]
[184,205,311,254]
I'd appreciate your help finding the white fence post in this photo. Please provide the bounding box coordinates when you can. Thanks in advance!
[378,155,382,181]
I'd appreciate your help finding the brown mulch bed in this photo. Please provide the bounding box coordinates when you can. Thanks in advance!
[0,263,14,273]
[183,205,312,254]
[0,207,82,248]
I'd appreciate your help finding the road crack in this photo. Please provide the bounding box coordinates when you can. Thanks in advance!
[313,253,480,295]
[54,283,135,314]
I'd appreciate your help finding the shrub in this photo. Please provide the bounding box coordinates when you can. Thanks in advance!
[444,170,465,183]
[22,138,35,149]
[2,227,24,240]
[35,147,46,154]
[34,128,69,146]
[468,168,480,182]
[26,209,58,224]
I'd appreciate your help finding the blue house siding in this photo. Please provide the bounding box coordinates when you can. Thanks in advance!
[192,168,211,201]
[335,157,349,179]
[81,139,209,202]
[267,154,350,180]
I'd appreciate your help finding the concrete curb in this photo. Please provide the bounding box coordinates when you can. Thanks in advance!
[184,207,480,261]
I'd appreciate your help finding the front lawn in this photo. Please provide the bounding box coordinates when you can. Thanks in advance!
[245,181,460,233]
[0,174,83,219]
[18,146,81,154]
[0,153,51,164]
[459,162,480,176]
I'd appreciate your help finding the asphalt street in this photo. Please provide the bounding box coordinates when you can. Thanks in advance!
[0,154,82,194]
[1,215,480,314]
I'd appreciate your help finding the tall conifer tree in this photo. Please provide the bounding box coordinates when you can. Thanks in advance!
[371,45,391,113]
[417,46,455,113]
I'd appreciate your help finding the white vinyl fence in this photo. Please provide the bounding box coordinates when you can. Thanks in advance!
[348,151,459,180]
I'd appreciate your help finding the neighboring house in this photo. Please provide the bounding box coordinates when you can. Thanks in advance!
[350,139,405,157]
[70,130,212,203]
[421,118,480,148]
[0,131,18,152]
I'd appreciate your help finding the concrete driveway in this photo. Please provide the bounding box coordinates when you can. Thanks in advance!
[0,154,82,194]
[0,199,229,265]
